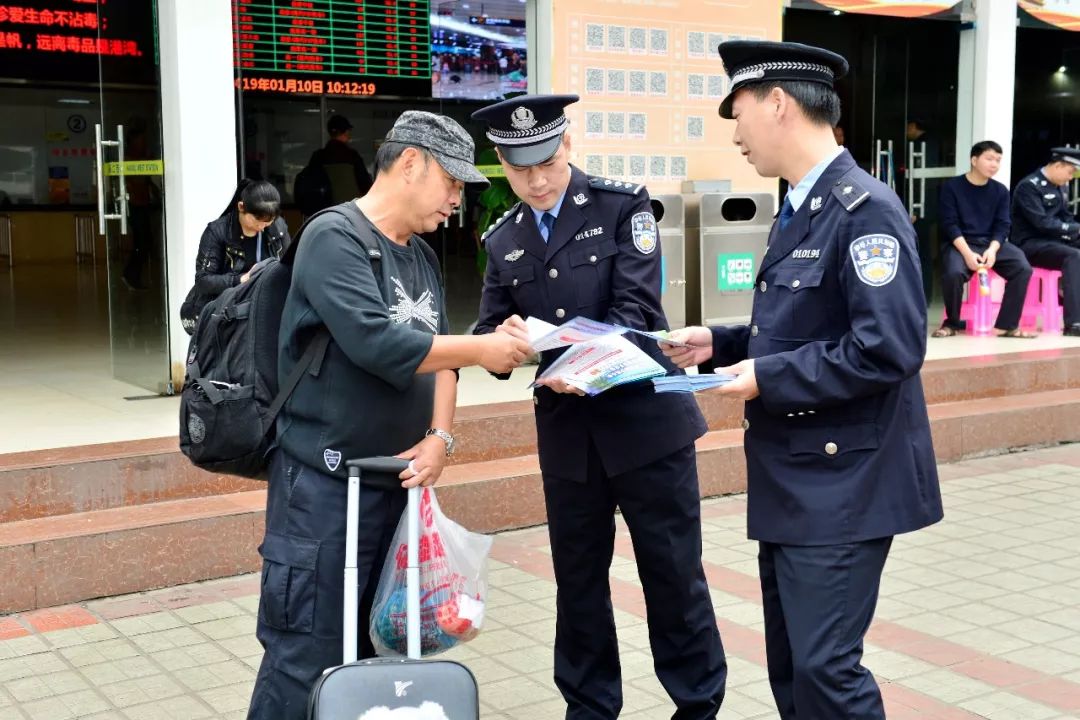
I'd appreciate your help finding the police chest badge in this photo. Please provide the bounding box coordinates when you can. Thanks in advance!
[850,234,900,287]
[631,212,658,255]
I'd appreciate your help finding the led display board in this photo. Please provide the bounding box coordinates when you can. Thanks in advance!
[233,0,432,97]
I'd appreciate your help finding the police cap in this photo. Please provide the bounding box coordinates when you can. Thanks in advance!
[717,40,848,120]
[471,94,579,167]
[1050,147,1080,168]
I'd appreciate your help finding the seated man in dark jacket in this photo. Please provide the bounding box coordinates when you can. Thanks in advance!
[933,140,1034,338]
[246,111,531,720]
[180,180,290,334]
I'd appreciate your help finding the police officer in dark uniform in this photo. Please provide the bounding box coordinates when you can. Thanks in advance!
[662,42,944,720]
[1010,147,1080,335]
[471,95,727,720]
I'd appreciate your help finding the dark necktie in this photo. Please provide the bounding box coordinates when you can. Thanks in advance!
[540,212,556,242]
[778,196,795,231]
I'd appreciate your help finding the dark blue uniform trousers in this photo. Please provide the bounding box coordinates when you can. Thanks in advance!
[247,450,406,720]
[941,240,1032,331]
[1019,239,1080,327]
[758,537,892,720]
[544,441,727,720]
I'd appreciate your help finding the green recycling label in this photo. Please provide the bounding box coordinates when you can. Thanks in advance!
[717,253,755,291]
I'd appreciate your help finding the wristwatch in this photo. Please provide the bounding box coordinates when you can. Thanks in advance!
[425,428,456,457]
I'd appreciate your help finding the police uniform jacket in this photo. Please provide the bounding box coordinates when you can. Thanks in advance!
[1010,170,1080,247]
[476,166,707,483]
[710,150,943,545]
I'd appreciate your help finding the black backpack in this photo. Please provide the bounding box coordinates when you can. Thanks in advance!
[294,149,332,217]
[178,202,440,478]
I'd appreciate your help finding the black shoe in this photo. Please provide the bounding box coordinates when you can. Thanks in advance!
[1064,324,1080,337]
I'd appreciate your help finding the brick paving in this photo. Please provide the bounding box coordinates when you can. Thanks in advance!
[1,445,1080,719]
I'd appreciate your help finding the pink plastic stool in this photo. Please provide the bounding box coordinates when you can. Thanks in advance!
[942,269,1004,336]
[1020,267,1064,335]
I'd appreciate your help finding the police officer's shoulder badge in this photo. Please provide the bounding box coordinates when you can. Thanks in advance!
[480,201,522,244]
[631,212,658,255]
[849,233,900,287]
[589,175,642,195]
[832,173,871,213]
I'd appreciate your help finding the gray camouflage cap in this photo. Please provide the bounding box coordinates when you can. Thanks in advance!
[385,111,489,185]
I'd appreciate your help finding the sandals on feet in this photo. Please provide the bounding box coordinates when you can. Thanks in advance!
[997,328,1038,339]
[931,325,958,338]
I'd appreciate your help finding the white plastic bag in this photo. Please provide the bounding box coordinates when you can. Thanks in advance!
[369,487,493,657]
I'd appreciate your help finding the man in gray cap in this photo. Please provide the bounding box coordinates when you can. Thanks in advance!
[247,111,529,720]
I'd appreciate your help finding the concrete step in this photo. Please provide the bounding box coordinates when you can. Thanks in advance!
[4,348,1078,525]
[0,438,263,524]
[4,385,1080,612]
[0,491,265,612]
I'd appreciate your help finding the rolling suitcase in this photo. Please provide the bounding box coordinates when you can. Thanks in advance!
[307,457,480,719]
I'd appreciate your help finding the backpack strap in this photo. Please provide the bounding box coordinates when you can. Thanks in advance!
[336,200,383,277]
[268,202,381,429]
[265,329,330,430]
[413,236,441,280]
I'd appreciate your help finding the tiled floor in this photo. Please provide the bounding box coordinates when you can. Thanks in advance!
[3,260,1080,454]
[1,445,1080,719]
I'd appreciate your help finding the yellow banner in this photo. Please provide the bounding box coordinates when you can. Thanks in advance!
[103,160,164,176]
[477,164,506,178]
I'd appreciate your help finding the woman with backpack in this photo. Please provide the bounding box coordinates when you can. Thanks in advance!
[180,179,292,333]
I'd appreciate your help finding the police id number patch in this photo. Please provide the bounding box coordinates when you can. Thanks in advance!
[631,212,658,255]
[850,234,900,287]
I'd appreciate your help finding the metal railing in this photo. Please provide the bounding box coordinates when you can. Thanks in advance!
[906,141,956,220]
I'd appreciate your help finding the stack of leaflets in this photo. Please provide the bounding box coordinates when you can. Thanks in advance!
[525,317,687,396]
[652,374,737,394]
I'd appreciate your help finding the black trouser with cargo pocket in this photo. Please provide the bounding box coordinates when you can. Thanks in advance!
[247,450,406,720]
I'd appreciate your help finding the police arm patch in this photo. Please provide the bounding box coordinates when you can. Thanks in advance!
[631,212,658,255]
[849,234,900,287]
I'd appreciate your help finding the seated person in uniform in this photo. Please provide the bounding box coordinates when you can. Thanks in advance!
[1010,147,1080,336]
[933,140,1035,338]
[180,179,291,334]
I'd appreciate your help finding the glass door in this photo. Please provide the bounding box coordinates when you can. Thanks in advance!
[866,23,960,302]
[93,0,172,395]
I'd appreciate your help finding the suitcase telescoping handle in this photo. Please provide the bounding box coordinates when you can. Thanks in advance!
[344,458,418,663]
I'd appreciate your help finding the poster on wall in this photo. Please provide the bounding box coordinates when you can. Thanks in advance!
[788,0,963,19]
[550,0,782,195]
[1018,0,1080,30]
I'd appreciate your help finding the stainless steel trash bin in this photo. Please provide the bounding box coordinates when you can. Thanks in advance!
[654,194,700,329]
[698,193,774,325]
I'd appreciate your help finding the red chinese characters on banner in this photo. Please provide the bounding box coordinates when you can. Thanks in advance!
[34,34,140,56]
[0,6,99,29]
[1,5,143,57]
